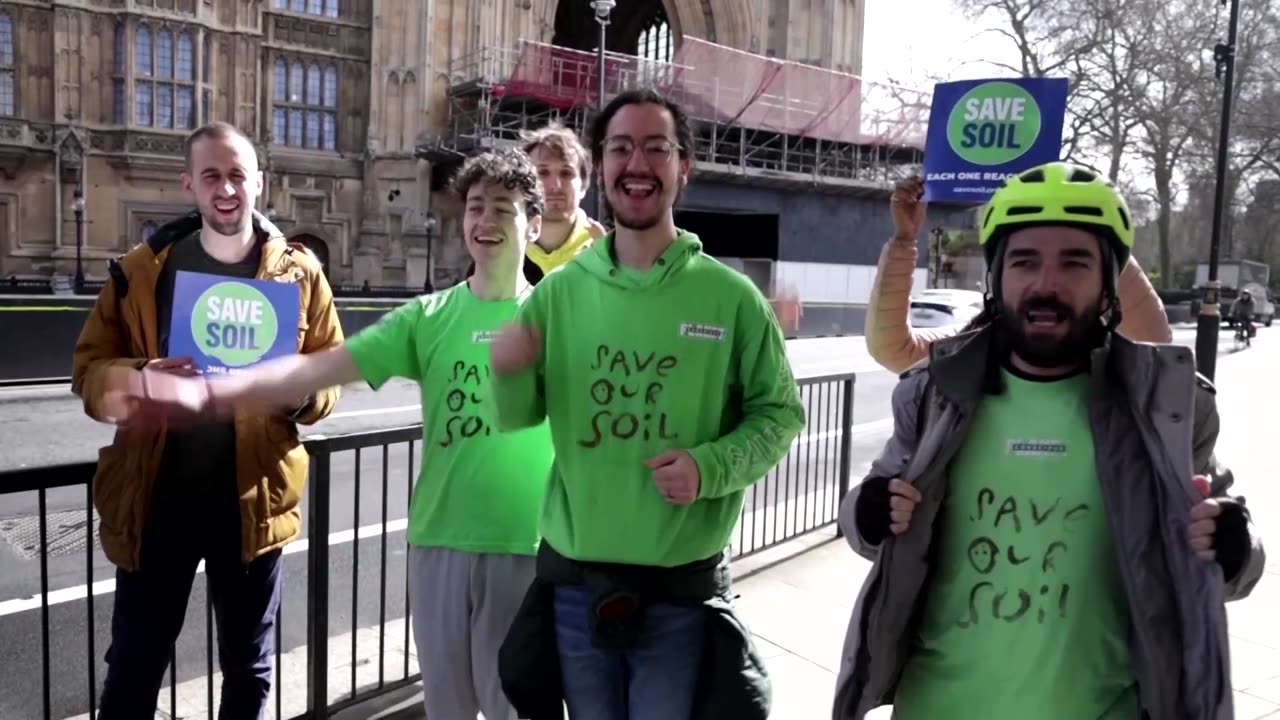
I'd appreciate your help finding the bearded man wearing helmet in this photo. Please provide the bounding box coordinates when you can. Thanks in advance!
[831,162,1265,720]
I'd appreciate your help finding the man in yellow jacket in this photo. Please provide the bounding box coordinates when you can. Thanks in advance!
[519,122,607,282]
[864,176,1172,373]
[71,122,343,719]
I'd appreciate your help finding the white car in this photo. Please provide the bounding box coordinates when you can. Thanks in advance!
[909,297,983,329]
[913,288,985,310]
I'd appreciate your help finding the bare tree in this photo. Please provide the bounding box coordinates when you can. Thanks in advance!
[1179,0,1280,265]
[1126,0,1220,287]
[1067,0,1160,182]
[950,0,1174,184]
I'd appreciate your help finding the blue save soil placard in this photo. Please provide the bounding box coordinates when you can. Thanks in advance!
[922,77,1069,204]
[169,271,300,375]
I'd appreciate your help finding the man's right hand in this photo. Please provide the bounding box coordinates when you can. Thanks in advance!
[489,323,542,375]
[100,363,212,427]
[890,176,927,242]
[854,476,923,545]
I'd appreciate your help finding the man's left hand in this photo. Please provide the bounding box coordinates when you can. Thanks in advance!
[645,450,700,505]
[1189,474,1251,580]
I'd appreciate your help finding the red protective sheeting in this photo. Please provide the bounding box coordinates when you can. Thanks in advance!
[488,39,929,149]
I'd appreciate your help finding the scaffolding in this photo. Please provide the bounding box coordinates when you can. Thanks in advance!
[428,39,931,192]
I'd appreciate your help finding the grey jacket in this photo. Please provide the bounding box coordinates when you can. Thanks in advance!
[833,325,1265,720]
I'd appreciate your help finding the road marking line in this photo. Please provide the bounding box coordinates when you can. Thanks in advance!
[327,404,421,420]
[0,417,897,616]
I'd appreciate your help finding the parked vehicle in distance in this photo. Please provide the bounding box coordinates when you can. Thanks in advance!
[909,297,983,329]
[913,288,985,310]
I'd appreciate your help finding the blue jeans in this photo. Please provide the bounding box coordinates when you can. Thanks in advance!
[98,490,282,720]
[553,584,707,720]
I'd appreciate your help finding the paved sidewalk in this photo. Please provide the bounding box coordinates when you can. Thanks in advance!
[732,332,1280,719]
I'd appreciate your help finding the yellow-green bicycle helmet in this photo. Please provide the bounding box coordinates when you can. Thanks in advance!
[978,161,1134,267]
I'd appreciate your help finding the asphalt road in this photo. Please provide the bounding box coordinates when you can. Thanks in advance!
[0,326,1247,718]
[0,335,894,719]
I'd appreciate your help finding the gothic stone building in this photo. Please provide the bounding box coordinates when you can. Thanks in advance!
[0,0,865,290]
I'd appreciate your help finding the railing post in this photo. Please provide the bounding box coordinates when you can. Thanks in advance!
[835,376,855,538]
[306,447,332,718]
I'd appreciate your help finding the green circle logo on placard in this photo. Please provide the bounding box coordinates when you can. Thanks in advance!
[191,281,278,367]
[946,81,1042,166]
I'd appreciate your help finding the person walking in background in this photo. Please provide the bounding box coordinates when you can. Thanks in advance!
[71,121,344,719]
[488,88,806,720]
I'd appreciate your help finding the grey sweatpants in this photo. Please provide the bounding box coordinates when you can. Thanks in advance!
[409,546,536,720]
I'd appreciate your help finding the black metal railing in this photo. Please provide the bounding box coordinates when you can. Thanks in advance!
[0,372,855,719]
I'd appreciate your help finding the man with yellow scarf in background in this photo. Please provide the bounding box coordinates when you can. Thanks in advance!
[520,123,607,283]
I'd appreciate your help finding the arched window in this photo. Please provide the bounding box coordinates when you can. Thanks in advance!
[133,25,198,130]
[135,26,152,76]
[272,58,339,151]
[638,10,674,64]
[156,31,173,78]
[282,0,338,17]
[0,12,13,117]
[322,65,337,107]
[176,33,194,81]
[112,24,125,123]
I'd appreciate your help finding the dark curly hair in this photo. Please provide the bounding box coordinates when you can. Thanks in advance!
[452,147,545,218]
[589,88,695,171]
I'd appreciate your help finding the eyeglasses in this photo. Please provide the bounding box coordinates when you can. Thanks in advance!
[601,137,681,163]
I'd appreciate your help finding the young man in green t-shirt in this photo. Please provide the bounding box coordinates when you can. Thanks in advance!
[101,147,554,720]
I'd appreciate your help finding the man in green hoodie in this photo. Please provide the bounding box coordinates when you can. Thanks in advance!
[489,89,807,720]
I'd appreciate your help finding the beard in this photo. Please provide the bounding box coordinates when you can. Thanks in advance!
[198,203,250,236]
[608,174,678,231]
[1000,294,1106,368]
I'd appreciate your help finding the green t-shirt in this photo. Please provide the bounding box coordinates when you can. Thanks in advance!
[894,367,1139,720]
[345,282,553,555]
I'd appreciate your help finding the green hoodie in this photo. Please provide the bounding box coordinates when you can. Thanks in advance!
[491,231,806,567]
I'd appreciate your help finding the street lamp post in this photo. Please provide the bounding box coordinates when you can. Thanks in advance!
[1194,0,1243,382]
[590,0,615,222]
[72,188,86,293]
[424,212,438,294]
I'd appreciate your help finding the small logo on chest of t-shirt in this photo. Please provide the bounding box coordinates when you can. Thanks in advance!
[471,330,499,344]
[1007,439,1068,457]
[679,322,726,340]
